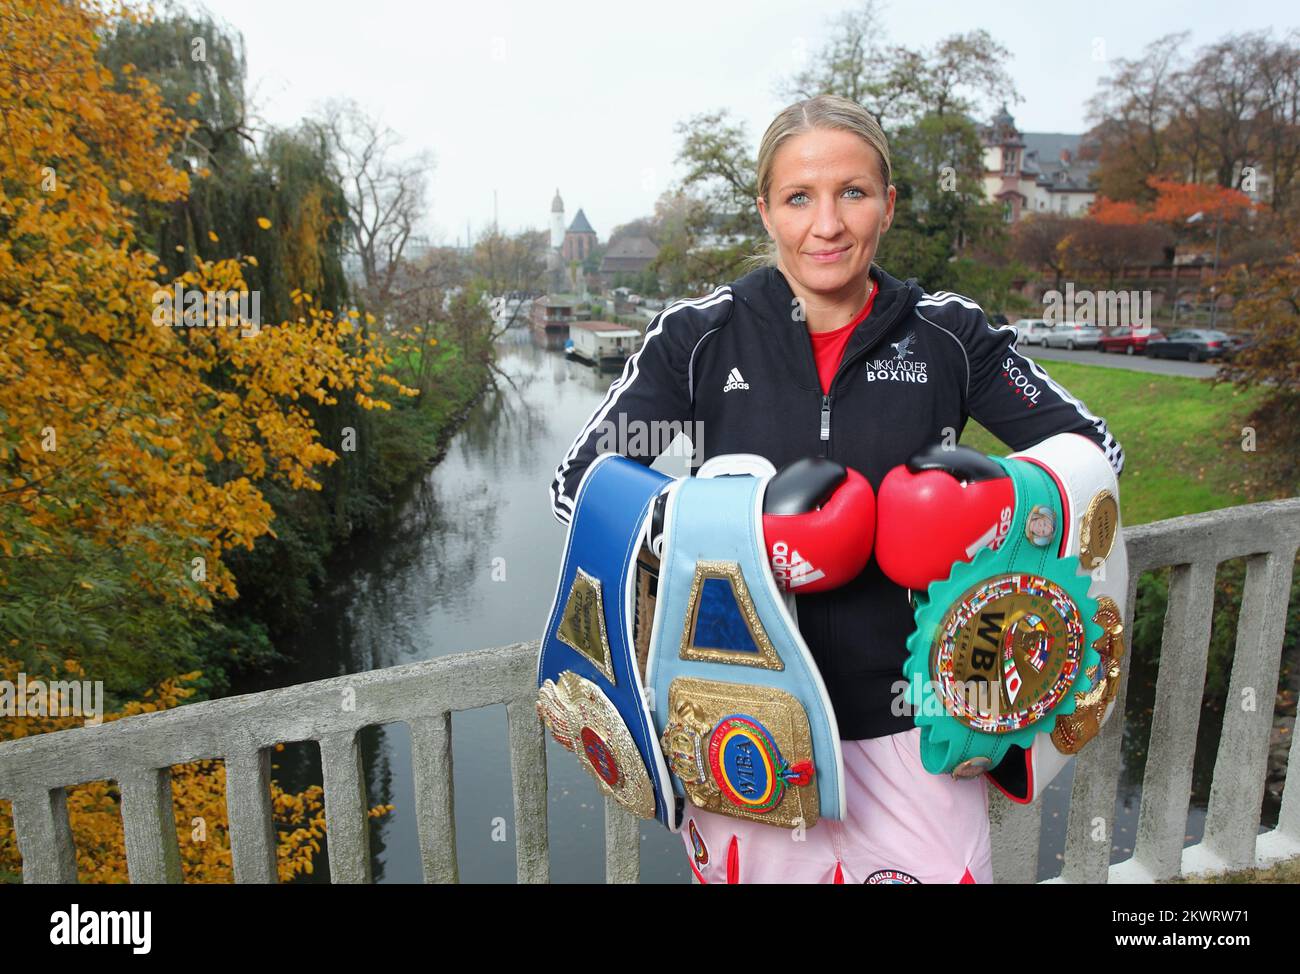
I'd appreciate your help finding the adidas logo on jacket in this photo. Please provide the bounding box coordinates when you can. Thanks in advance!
[722,367,749,392]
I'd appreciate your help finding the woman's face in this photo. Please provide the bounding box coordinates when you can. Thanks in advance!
[756,127,895,299]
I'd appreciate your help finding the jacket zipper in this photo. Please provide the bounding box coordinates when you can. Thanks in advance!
[819,394,832,456]
[815,339,893,459]
[804,282,914,461]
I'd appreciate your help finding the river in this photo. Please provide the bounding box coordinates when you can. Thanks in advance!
[229,331,1284,883]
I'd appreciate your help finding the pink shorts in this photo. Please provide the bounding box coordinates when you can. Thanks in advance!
[680,726,992,884]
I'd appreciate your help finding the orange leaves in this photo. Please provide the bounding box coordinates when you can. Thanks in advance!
[1,2,399,612]
[1088,198,1144,226]
[1145,178,1254,224]
[1091,180,1256,227]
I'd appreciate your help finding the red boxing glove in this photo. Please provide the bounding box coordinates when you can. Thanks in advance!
[875,445,1016,592]
[762,458,875,594]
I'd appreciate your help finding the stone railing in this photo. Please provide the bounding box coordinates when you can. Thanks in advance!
[2,498,1297,884]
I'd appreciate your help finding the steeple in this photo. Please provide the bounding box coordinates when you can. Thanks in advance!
[550,189,566,250]
[567,208,595,235]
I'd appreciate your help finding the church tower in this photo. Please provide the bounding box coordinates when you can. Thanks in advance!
[550,188,565,249]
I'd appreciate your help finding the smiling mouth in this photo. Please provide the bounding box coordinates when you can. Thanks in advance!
[807,246,850,259]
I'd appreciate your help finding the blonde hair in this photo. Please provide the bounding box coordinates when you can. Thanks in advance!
[741,94,892,275]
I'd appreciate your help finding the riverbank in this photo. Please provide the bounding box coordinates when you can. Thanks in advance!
[192,344,495,701]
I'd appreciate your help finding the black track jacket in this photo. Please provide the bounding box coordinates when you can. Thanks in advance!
[549,263,1124,740]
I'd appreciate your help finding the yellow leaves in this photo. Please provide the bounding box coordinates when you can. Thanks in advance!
[0,0,417,632]
[185,90,202,107]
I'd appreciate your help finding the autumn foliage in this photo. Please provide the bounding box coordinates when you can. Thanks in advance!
[0,0,413,881]
[1088,178,1255,229]
[0,1,415,659]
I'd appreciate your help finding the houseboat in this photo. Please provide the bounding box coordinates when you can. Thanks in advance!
[530,296,574,348]
[568,320,642,370]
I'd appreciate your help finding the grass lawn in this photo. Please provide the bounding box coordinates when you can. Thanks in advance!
[957,360,1288,526]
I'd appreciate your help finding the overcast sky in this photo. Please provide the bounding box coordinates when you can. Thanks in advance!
[203,0,1291,247]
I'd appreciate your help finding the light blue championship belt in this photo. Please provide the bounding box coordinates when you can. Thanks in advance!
[904,454,1104,779]
[537,453,845,832]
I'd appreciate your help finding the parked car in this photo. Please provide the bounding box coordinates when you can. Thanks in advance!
[1014,318,1055,346]
[1219,330,1255,355]
[1144,329,1234,362]
[1042,322,1103,350]
[1098,327,1164,355]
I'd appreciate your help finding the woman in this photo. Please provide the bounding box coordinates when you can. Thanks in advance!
[549,94,1123,884]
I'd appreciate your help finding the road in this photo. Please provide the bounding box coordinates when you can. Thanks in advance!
[1019,343,1223,378]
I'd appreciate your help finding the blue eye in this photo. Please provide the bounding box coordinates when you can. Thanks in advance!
[786,187,867,205]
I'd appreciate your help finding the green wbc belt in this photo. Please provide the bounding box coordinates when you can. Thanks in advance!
[903,455,1103,778]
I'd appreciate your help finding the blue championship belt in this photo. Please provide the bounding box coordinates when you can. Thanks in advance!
[537,452,677,826]
[537,453,845,832]
[903,436,1117,781]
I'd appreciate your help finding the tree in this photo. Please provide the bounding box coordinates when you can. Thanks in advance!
[673,8,1018,295]
[1085,32,1188,203]
[1217,255,1300,492]
[470,225,547,294]
[1012,214,1078,292]
[777,0,912,126]
[1060,218,1171,289]
[98,8,353,323]
[777,3,1017,132]
[0,0,413,688]
[317,98,434,317]
[647,188,733,293]
[1086,29,1300,228]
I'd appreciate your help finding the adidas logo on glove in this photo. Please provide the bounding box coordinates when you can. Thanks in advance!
[722,367,750,392]
[769,541,826,590]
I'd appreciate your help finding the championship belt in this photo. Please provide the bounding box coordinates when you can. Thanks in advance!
[903,432,1126,790]
[987,433,1129,802]
[646,460,845,830]
[537,452,845,832]
[537,452,676,826]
